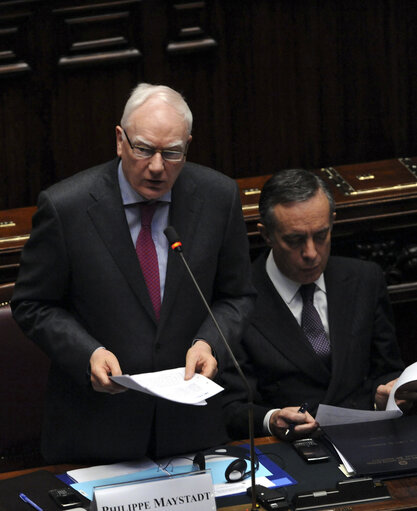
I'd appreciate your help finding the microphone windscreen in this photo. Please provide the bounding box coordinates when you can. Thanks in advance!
[164,226,180,244]
[164,226,183,252]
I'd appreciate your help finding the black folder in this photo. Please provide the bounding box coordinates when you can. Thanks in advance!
[0,470,89,510]
[323,414,417,478]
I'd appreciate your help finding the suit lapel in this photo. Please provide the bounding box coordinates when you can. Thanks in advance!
[324,257,358,400]
[158,166,203,330]
[251,256,331,385]
[86,160,156,321]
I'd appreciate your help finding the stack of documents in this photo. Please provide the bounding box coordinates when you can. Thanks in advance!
[111,367,224,405]
[322,415,417,478]
[316,361,417,427]
[317,362,417,477]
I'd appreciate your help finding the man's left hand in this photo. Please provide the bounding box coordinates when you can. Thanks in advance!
[375,378,417,412]
[184,340,217,380]
[376,378,417,412]
[375,379,396,410]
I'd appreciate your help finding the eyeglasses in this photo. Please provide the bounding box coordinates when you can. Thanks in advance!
[122,129,186,162]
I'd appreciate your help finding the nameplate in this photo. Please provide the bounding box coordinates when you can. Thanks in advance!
[91,470,216,511]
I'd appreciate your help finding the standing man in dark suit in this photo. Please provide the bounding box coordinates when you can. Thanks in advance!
[222,168,406,441]
[11,83,255,463]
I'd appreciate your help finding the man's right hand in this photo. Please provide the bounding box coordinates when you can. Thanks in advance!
[89,348,126,394]
[269,407,318,440]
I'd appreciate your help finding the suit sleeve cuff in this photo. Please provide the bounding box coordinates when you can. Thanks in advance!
[87,346,106,377]
[192,338,217,361]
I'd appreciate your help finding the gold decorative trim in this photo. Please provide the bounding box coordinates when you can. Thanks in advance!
[243,188,261,196]
[350,182,417,196]
[320,164,417,196]
[0,221,16,228]
[357,174,375,181]
[242,204,259,211]
[0,235,30,243]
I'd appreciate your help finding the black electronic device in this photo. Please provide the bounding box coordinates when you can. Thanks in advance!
[292,438,330,463]
[193,445,259,482]
[293,477,391,510]
[48,488,84,509]
[247,484,290,510]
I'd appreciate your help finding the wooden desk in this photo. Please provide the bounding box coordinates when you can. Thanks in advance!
[1,437,417,511]
[223,436,417,511]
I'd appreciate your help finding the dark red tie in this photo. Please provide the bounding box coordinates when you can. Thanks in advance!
[136,202,161,320]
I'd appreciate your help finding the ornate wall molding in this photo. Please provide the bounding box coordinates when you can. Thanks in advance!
[52,1,142,68]
[167,1,217,54]
[0,10,33,77]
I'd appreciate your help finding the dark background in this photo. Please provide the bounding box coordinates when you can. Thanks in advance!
[2,0,417,473]
[1,0,417,210]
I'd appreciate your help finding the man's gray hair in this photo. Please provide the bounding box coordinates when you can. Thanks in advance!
[120,83,193,136]
[259,168,335,233]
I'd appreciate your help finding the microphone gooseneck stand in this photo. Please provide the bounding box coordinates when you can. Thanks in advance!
[164,226,258,511]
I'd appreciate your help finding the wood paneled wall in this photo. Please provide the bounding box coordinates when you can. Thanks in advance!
[1,0,417,209]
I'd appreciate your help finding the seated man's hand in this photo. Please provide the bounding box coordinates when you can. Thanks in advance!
[375,379,396,410]
[90,348,126,394]
[269,407,318,440]
[376,378,417,412]
[184,340,217,381]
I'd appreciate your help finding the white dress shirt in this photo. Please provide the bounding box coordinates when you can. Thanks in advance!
[118,162,170,300]
[263,250,329,434]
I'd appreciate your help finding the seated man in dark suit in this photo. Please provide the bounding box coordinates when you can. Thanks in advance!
[222,168,407,441]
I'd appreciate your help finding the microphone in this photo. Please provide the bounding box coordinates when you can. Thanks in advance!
[164,226,258,511]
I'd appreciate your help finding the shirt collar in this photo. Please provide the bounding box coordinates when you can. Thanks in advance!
[117,161,172,205]
[265,249,326,304]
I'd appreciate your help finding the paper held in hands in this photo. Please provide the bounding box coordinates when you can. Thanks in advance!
[316,361,417,427]
[110,367,224,406]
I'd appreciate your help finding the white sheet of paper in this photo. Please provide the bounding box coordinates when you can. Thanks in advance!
[69,453,275,500]
[386,361,417,411]
[214,476,274,498]
[316,361,417,427]
[331,444,356,477]
[316,404,401,426]
[68,458,157,483]
[111,367,224,406]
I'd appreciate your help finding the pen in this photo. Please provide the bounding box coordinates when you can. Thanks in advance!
[19,493,43,511]
[285,402,309,436]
